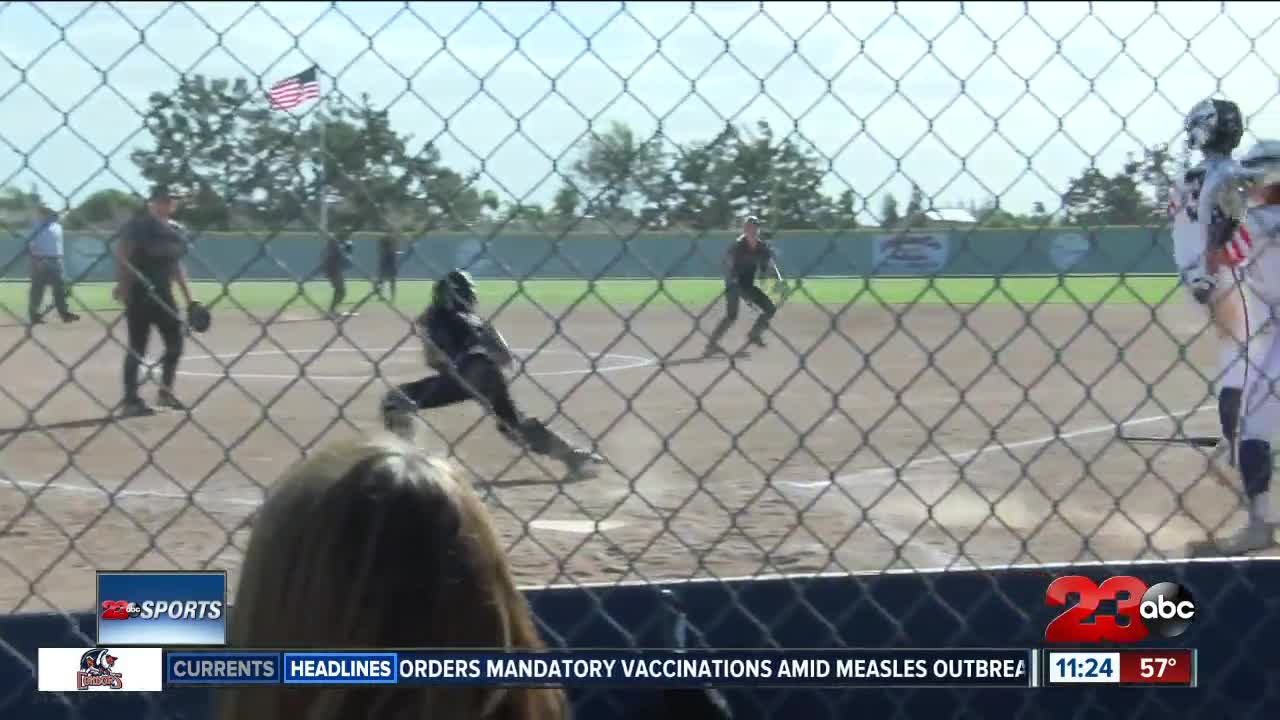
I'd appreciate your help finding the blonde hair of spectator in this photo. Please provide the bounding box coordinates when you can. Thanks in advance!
[220,433,568,720]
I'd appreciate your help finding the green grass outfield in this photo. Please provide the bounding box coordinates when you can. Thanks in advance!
[2,275,1187,315]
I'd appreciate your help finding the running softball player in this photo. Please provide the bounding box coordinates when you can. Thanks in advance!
[380,269,605,480]
[1171,98,1253,483]
[1187,140,1280,555]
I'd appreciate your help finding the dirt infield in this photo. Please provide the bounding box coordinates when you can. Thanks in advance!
[0,296,1269,613]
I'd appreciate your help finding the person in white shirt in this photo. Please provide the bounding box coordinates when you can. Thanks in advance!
[1187,139,1280,556]
[27,204,79,325]
[1170,99,1250,484]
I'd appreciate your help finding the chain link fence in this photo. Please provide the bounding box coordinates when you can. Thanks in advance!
[2,0,1279,715]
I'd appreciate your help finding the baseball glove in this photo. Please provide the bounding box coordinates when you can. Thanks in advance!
[187,301,212,333]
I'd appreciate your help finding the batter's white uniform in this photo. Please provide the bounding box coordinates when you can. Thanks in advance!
[1237,205,1280,443]
[1172,152,1251,299]
[1171,152,1255,389]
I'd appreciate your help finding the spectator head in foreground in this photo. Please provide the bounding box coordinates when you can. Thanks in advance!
[220,433,568,720]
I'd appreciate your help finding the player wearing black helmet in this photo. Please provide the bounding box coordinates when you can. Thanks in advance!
[380,269,605,480]
[1170,97,1254,486]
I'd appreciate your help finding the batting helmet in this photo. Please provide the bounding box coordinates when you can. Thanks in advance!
[1185,98,1244,155]
[433,269,478,312]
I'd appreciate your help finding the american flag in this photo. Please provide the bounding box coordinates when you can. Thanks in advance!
[268,66,320,111]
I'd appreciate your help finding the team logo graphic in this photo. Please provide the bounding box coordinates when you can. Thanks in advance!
[77,648,124,690]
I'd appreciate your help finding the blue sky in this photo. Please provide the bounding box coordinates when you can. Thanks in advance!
[1,1,1277,218]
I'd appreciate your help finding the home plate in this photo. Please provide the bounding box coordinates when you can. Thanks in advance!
[529,519,626,534]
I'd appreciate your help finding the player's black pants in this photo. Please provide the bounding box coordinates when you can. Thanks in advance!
[400,355,522,428]
[327,268,346,314]
[708,281,776,346]
[123,283,184,401]
[395,355,572,458]
[376,257,397,301]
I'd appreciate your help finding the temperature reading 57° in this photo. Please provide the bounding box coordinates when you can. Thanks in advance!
[1141,657,1176,678]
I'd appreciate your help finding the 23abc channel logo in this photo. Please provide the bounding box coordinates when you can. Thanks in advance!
[1045,575,1197,643]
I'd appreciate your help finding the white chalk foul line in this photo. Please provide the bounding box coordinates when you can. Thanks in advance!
[782,404,1215,491]
[779,404,1215,569]
[2,476,264,508]
[173,346,657,382]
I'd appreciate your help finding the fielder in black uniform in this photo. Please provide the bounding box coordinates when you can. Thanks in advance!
[704,216,786,356]
[380,270,605,479]
[114,186,194,417]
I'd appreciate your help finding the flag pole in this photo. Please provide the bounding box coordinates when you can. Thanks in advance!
[317,68,327,240]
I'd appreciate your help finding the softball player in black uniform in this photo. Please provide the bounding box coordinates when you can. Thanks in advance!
[114,186,194,417]
[381,270,605,479]
[704,216,787,356]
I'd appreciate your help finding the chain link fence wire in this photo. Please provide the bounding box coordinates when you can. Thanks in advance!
[2,0,1279,714]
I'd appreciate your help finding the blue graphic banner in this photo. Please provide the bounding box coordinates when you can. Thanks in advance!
[163,648,1034,688]
[96,572,227,646]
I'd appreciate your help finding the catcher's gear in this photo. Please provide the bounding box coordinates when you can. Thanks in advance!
[1185,98,1244,155]
[187,301,211,333]
[433,269,477,312]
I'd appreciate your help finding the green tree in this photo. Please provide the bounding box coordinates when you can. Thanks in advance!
[573,121,666,225]
[552,183,581,221]
[904,183,926,226]
[1060,167,1112,226]
[879,193,901,227]
[130,75,259,230]
[134,75,488,235]
[835,189,860,229]
[667,126,739,230]
[664,120,833,230]
[761,131,833,229]
[65,189,140,229]
[1141,144,1175,219]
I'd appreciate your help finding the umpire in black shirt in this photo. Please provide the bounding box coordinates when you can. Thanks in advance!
[113,185,195,417]
[704,216,786,356]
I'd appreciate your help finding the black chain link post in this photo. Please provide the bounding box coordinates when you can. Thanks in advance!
[1,2,1278,717]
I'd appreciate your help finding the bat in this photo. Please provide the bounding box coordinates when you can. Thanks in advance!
[1119,434,1220,448]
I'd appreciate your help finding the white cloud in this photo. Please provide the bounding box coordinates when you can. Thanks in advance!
[0,1,1277,215]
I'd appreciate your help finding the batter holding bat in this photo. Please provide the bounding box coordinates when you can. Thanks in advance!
[1171,98,1253,484]
[380,269,605,480]
[1186,140,1280,556]
[703,215,788,357]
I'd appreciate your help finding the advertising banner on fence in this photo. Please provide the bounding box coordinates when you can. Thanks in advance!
[871,232,950,275]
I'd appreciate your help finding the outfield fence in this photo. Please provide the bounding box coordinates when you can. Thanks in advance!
[2,2,1278,718]
[1,227,1180,283]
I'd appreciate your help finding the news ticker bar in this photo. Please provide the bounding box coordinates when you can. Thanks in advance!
[164,649,1034,688]
[38,648,1197,691]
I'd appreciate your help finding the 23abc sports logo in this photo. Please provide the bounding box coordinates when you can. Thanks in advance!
[100,598,223,622]
[1045,575,1197,643]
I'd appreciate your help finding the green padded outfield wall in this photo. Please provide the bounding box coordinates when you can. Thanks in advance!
[0,226,1178,283]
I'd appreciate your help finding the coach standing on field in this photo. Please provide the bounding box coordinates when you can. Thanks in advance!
[114,186,194,417]
[27,203,80,325]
